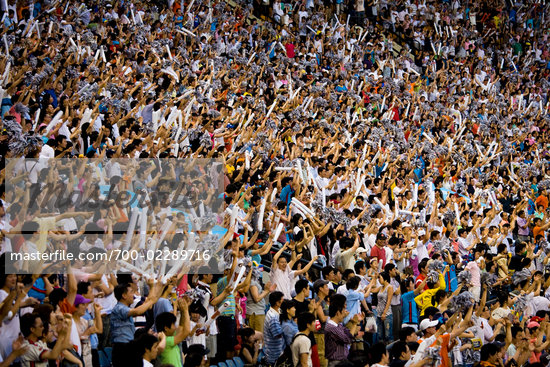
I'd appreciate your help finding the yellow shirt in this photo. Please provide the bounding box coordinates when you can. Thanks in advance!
[414,273,446,316]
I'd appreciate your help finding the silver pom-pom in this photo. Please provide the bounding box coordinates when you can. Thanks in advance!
[457,271,471,284]
[512,268,531,285]
[427,270,440,283]
[428,260,446,272]
[452,291,475,313]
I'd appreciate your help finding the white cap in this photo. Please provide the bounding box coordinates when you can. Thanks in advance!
[419,319,439,331]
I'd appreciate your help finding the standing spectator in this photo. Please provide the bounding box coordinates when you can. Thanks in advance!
[155,298,192,367]
[291,312,317,367]
[281,300,299,347]
[137,334,160,367]
[19,313,70,367]
[264,291,285,365]
[110,282,163,367]
[325,294,362,367]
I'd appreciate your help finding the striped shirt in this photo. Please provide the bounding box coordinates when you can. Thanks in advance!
[216,276,236,316]
[325,319,354,361]
[264,308,284,364]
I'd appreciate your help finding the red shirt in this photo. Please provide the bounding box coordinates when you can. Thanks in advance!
[415,274,428,290]
[285,43,295,58]
[370,245,386,268]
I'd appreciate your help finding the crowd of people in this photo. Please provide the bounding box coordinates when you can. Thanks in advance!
[1,0,550,366]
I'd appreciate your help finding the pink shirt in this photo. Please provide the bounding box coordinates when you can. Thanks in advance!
[464,261,481,287]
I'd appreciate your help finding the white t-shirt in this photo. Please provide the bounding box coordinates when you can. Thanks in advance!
[0,289,20,359]
[94,275,117,315]
[291,333,312,367]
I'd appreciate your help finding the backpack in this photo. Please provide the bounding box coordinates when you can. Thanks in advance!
[274,333,308,367]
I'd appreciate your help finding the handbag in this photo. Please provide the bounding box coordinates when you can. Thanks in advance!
[61,348,85,367]
[365,315,377,333]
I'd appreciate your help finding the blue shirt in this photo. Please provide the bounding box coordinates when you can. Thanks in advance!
[401,291,419,325]
[342,288,364,324]
[445,264,458,292]
[282,320,298,348]
[264,308,284,364]
[216,276,236,316]
[110,302,135,343]
[28,278,47,302]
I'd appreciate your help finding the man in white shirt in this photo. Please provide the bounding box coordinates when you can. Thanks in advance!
[137,334,160,367]
[292,312,316,367]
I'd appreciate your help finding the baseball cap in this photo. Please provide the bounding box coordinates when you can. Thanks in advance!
[313,279,329,293]
[376,233,387,241]
[419,319,439,331]
[402,223,411,228]
[528,321,540,329]
[357,247,368,253]
[74,294,91,307]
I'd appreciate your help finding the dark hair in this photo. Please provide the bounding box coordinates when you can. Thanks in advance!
[354,261,366,273]
[20,313,42,337]
[21,221,39,240]
[328,294,347,318]
[297,312,316,332]
[238,327,256,342]
[390,341,408,361]
[268,291,284,307]
[136,333,159,357]
[155,312,177,333]
[346,276,360,290]
[480,343,500,362]
[370,342,388,364]
[295,279,309,295]
[322,266,336,279]
[280,300,295,322]
[114,283,132,301]
[399,326,416,342]
[77,281,91,295]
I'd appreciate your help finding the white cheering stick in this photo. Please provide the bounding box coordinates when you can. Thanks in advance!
[265,99,277,120]
[166,44,172,61]
[203,301,230,329]
[291,198,315,216]
[274,167,293,171]
[31,107,40,130]
[119,260,151,280]
[229,205,239,230]
[321,188,326,208]
[413,183,419,207]
[270,187,278,202]
[231,265,247,292]
[374,197,391,215]
[139,207,148,250]
[125,208,139,248]
[258,198,266,231]
[245,150,251,170]
[3,34,9,55]
[159,246,169,279]
[161,240,187,283]
[454,202,460,225]
[273,223,284,243]
[296,160,306,186]
[44,110,63,135]
[247,52,256,65]
[394,195,399,217]
[100,46,106,63]
[423,132,436,144]
[399,210,420,216]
